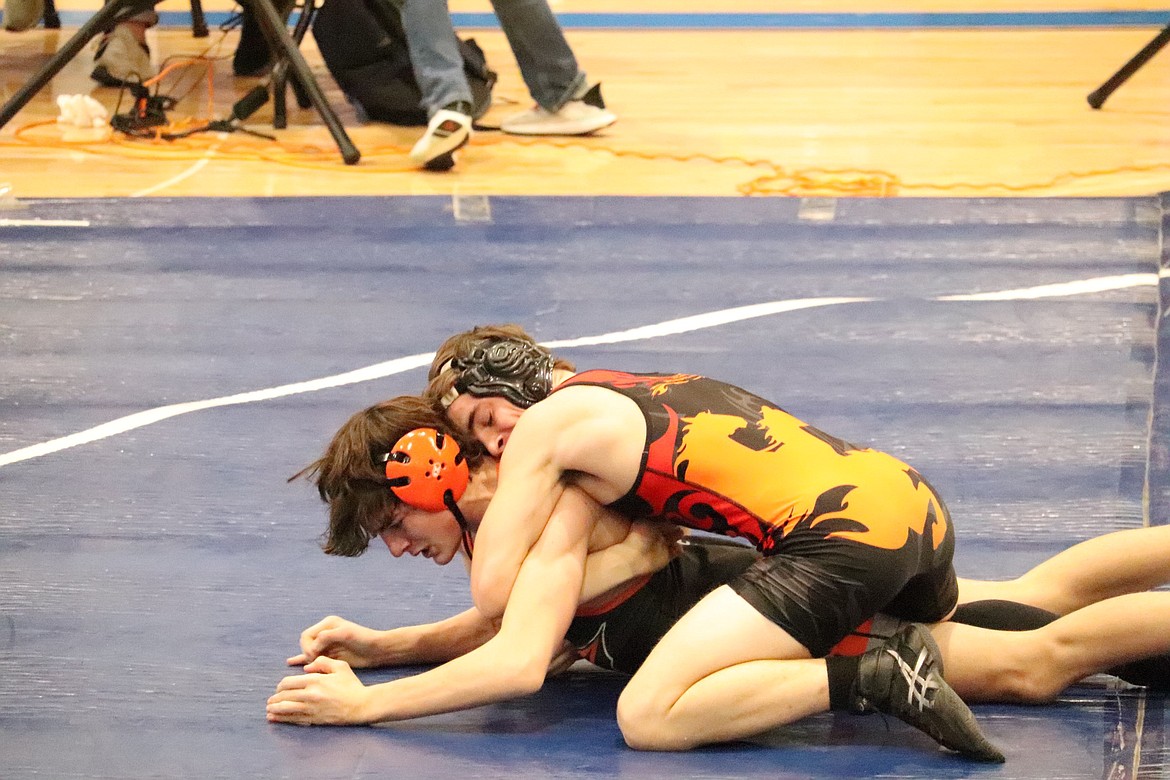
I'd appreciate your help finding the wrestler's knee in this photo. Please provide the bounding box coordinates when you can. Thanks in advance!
[993,634,1069,703]
[615,684,688,751]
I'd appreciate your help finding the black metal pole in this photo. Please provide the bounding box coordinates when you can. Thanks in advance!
[245,0,360,163]
[1088,23,1170,109]
[190,0,208,37]
[270,0,318,128]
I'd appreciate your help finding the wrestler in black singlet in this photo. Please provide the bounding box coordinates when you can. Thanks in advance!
[564,536,1170,689]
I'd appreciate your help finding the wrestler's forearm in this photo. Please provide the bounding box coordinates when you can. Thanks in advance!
[470,464,565,618]
[270,490,595,728]
[385,608,500,665]
[580,521,680,603]
[357,637,551,722]
[471,398,607,619]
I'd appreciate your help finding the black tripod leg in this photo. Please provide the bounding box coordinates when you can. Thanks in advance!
[272,59,288,130]
[1088,23,1170,109]
[246,0,360,164]
[271,0,317,123]
[287,0,316,109]
[42,0,61,28]
[190,0,209,37]
[0,0,145,130]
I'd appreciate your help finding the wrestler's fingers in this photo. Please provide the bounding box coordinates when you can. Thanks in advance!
[304,655,347,674]
[298,620,323,643]
[268,683,309,700]
[267,696,304,715]
[266,693,308,711]
[298,616,338,646]
[268,715,313,726]
[303,628,340,656]
[286,645,315,664]
[547,642,579,677]
[266,700,313,724]
[274,673,319,692]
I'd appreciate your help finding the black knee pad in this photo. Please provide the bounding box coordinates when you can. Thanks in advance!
[951,599,1058,631]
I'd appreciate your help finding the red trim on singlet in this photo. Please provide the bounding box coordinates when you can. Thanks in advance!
[827,617,874,657]
[574,574,653,617]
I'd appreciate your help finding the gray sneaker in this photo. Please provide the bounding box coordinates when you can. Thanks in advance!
[500,83,616,136]
[92,24,154,87]
[853,623,1005,763]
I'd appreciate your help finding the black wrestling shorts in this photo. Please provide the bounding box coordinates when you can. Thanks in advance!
[729,523,958,658]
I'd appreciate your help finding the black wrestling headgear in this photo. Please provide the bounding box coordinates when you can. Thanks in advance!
[438,337,555,410]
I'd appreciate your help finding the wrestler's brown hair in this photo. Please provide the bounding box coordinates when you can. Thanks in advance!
[424,324,575,407]
[289,395,483,556]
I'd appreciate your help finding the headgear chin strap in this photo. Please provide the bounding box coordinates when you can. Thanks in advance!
[377,428,474,558]
[438,338,554,410]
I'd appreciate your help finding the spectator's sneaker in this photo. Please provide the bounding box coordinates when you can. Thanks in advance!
[853,623,1005,763]
[3,0,45,31]
[410,106,472,171]
[500,83,616,136]
[91,24,153,86]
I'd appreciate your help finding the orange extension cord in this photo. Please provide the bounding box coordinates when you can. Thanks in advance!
[5,56,1170,196]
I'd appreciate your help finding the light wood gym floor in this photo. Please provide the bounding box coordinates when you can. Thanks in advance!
[2,1,1170,198]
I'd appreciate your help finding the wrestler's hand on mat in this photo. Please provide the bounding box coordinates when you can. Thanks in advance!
[288,615,386,668]
[267,656,372,726]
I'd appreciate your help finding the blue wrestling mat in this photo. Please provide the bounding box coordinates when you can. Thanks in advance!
[1,194,1166,778]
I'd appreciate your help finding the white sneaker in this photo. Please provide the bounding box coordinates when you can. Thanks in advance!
[501,83,616,136]
[92,23,154,87]
[409,108,472,171]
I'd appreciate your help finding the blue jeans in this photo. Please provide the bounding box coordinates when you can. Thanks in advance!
[401,0,586,118]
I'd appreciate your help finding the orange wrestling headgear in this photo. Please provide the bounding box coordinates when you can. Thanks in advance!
[378,428,473,557]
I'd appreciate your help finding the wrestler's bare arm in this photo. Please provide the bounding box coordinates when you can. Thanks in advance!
[581,520,682,603]
[287,508,677,673]
[267,487,598,725]
[289,609,500,668]
[468,400,584,619]
[470,388,645,619]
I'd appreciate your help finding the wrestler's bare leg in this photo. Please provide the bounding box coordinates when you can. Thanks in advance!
[956,525,1170,615]
[615,585,825,750]
[934,591,1170,701]
[615,584,999,755]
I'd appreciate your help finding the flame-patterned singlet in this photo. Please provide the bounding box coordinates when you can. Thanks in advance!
[555,369,958,656]
[558,369,948,552]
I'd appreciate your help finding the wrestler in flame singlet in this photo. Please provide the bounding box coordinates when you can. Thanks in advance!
[554,369,958,656]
